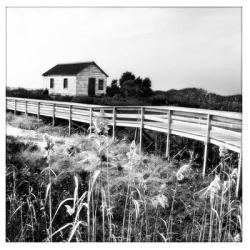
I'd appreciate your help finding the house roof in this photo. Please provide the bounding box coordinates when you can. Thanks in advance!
[42,61,109,77]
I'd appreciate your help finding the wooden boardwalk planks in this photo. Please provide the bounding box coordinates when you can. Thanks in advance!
[6,97,242,154]
[6,97,243,197]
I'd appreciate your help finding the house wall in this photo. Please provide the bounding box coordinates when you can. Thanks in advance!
[76,65,107,96]
[44,75,76,95]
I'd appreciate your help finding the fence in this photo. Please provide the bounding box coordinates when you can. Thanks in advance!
[6,97,242,196]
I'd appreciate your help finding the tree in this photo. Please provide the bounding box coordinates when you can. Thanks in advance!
[106,80,121,97]
[119,73,153,98]
[141,77,152,97]
[120,79,137,97]
[119,72,136,88]
[106,71,153,98]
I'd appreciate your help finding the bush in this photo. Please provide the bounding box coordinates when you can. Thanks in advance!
[149,93,166,105]
[6,87,51,100]
[43,88,49,95]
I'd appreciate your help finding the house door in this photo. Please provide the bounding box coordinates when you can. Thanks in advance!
[88,78,96,96]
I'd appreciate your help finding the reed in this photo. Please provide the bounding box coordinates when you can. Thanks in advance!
[6,114,242,242]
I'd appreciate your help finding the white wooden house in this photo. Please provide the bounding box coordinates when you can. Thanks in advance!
[42,61,108,96]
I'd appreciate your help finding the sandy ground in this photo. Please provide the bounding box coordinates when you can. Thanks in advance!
[6,125,70,150]
[7,125,42,139]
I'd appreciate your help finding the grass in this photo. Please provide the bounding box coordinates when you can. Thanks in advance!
[7,112,44,130]
[7,112,71,137]
[6,113,242,242]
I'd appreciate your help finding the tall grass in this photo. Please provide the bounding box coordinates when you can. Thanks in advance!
[6,114,242,242]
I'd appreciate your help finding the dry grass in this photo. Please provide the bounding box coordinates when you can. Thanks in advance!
[7,112,70,137]
[6,114,242,242]
[7,113,44,130]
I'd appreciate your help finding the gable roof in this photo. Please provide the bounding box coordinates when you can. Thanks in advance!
[42,61,109,77]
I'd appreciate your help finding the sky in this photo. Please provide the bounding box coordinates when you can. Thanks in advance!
[6,7,241,95]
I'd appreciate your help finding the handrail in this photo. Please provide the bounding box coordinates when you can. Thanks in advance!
[6,97,242,119]
[6,96,242,197]
[6,96,242,152]
[6,97,241,148]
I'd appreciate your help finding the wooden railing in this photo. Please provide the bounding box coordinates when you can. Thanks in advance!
[6,97,242,195]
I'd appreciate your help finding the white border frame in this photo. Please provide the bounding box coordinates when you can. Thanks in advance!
[0,1,249,250]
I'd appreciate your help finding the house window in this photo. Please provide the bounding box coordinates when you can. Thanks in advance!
[63,78,68,89]
[50,78,54,88]
[98,79,104,90]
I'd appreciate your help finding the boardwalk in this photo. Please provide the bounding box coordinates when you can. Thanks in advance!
[6,97,242,195]
[6,97,242,152]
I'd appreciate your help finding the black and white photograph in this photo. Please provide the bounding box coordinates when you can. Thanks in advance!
[2,1,246,244]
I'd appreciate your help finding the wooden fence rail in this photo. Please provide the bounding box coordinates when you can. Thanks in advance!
[6,97,242,196]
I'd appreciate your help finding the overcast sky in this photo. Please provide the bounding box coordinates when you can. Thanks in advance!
[7,7,241,95]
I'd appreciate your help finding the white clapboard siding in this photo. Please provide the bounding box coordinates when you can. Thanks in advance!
[76,64,107,96]
[44,76,77,95]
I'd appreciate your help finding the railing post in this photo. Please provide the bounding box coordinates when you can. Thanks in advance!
[25,100,27,115]
[89,107,93,133]
[202,114,211,178]
[236,151,242,198]
[14,99,17,115]
[139,107,144,154]
[69,105,72,136]
[166,110,172,159]
[37,102,40,119]
[112,107,116,141]
[155,133,159,155]
[52,104,55,126]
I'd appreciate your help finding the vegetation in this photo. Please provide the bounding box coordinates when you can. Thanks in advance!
[6,114,242,242]
[106,72,153,98]
[6,87,51,100]
[161,88,242,112]
[7,70,242,112]
[7,112,70,137]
